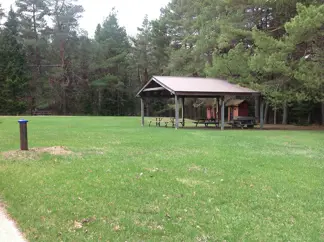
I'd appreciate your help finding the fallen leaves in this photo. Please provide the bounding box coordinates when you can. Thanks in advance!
[73,216,96,230]
[74,221,83,229]
[81,217,96,224]
[113,224,121,231]
[144,167,160,172]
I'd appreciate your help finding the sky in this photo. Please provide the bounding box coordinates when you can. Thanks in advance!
[1,0,171,36]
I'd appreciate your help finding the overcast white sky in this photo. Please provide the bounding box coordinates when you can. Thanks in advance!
[1,0,170,36]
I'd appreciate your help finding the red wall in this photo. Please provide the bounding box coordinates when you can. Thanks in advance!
[228,101,249,121]
[206,106,218,120]
[238,102,249,116]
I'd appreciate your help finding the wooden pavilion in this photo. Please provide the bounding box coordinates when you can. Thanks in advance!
[136,76,263,130]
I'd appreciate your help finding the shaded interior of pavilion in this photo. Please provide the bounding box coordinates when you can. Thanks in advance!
[136,76,264,130]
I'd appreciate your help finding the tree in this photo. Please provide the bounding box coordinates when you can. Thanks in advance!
[92,9,131,115]
[0,8,28,115]
[0,4,5,21]
[15,0,51,112]
[131,15,153,85]
[47,0,84,114]
[203,0,324,124]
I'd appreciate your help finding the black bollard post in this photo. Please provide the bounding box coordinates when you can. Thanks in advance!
[18,119,28,151]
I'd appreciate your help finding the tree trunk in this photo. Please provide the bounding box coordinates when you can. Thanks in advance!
[255,97,260,123]
[63,88,67,115]
[307,112,312,125]
[321,102,324,125]
[282,101,288,124]
[207,51,213,67]
[264,102,269,124]
[274,107,277,125]
[117,91,120,116]
[98,89,102,115]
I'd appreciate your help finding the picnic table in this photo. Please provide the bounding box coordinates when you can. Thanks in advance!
[228,116,256,129]
[32,110,52,116]
[169,118,184,128]
[193,119,219,127]
[149,117,163,127]
[148,117,183,128]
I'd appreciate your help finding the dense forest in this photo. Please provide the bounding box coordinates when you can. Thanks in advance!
[0,0,323,124]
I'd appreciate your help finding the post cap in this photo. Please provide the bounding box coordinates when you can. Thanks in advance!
[18,119,28,124]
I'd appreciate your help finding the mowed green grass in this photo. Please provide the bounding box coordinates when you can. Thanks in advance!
[1,116,324,241]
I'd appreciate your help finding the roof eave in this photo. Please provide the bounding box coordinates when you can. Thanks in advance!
[174,91,261,97]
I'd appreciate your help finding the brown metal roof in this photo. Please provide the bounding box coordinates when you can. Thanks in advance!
[137,76,260,97]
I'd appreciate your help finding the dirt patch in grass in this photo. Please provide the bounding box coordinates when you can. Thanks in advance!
[2,146,73,160]
[188,165,202,172]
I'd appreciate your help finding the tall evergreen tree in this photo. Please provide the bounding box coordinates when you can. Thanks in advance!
[15,0,51,111]
[47,0,84,114]
[92,10,131,115]
[0,8,28,114]
[0,4,5,21]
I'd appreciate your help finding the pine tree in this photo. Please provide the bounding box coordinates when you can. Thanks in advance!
[131,15,153,85]
[48,0,84,114]
[15,0,51,111]
[0,8,28,114]
[92,10,131,115]
[0,4,5,21]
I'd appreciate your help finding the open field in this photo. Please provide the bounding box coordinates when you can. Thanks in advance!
[1,116,324,241]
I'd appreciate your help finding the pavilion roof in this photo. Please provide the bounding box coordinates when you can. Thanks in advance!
[137,76,260,97]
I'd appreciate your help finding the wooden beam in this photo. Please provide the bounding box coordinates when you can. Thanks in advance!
[142,87,166,92]
[221,97,225,130]
[216,97,220,121]
[141,98,144,127]
[175,95,179,129]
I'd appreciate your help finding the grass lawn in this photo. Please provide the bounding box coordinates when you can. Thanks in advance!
[1,116,324,241]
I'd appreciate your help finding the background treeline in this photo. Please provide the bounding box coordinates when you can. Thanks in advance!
[0,0,323,124]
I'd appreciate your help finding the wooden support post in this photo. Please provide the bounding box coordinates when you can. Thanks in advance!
[175,95,179,129]
[221,97,225,130]
[141,98,144,127]
[216,97,220,121]
[260,97,264,130]
[182,97,185,127]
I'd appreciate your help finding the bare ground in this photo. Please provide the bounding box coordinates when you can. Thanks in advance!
[2,146,73,160]
[183,124,324,131]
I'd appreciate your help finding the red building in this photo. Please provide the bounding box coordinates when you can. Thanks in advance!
[226,99,249,121]
[206,106,218,120]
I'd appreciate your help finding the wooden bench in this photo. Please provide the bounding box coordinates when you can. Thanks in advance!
[193,119,219,127]
[193,119,206,127]
[229,116,256,129]
[204,120,219,127]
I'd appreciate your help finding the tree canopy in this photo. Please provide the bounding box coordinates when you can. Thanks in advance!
[0,0,323,124]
